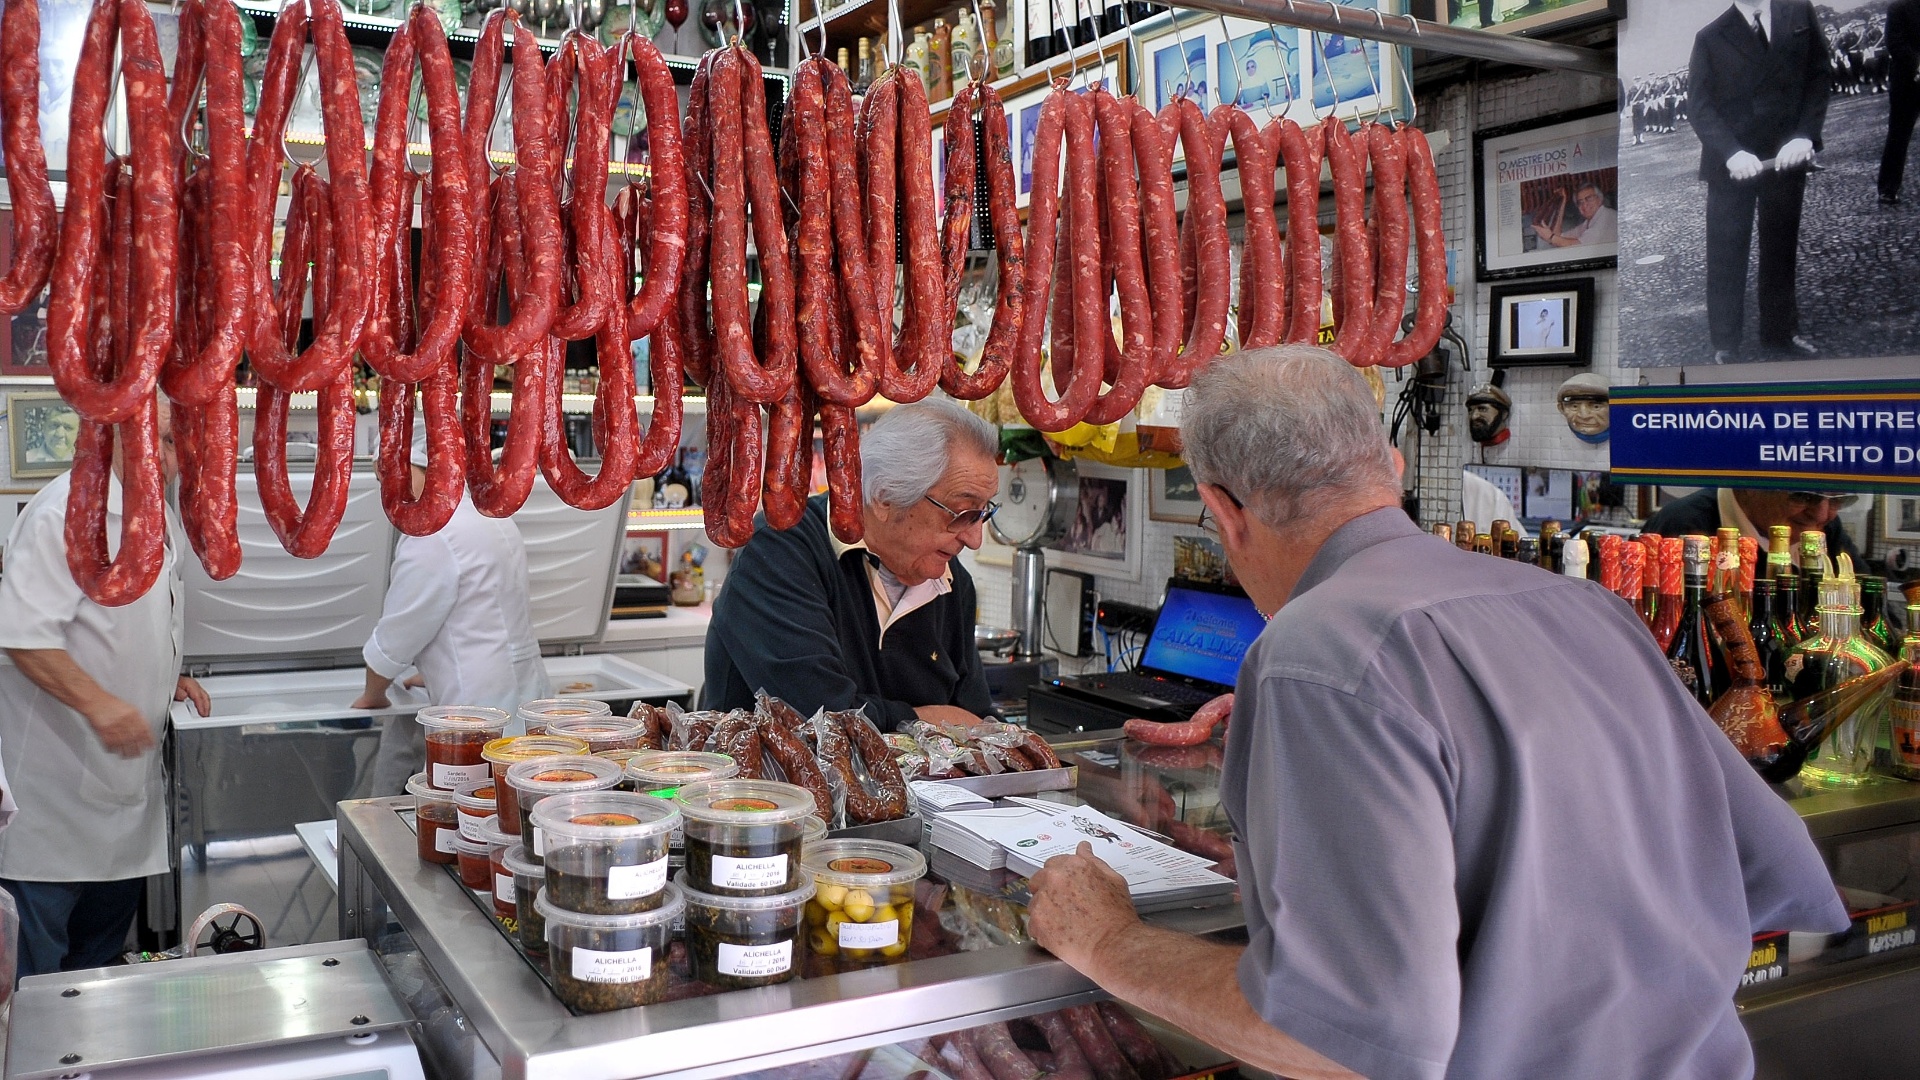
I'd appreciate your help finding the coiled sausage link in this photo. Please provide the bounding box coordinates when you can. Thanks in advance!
[1080,89,1157,426]
[1223,108,1283,351]
[67,400,167,607]
[676,53,716,386]
[0,0,55,317]
[621,32,689,342]
[1276,119,1326,344]
[1324,121,1375,366]
[538,320,638,509]
[1009,84,1102,432]
[1153,98,1227,388]
[1384,126,1449,368]
[378,367,465,535]
[704,46,795,405]
[787,59,863,406]
[611,181,686,480]
[740,46,801,405]
[1125,98,1180,386]
[880,71,947,404]
[760,380,812,531]
[462,180,551,518]
[546,34,617,343]
[821,401,864,544]
[1358,123,1410,368]
[940,84,1025,401]
[822,64,884,404]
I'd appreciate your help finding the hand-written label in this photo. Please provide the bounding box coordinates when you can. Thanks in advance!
[711,853,788,891]
[432,762,490,789]
[459,813,485,842]
[570,945,654,984]
[495,873,515,905]
[717,939,793,978]
[608,856,669,900]
[837,919,899,949]
[435,825,458,854]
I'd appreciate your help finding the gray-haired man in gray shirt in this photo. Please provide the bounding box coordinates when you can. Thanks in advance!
[1028,347,1848,1080]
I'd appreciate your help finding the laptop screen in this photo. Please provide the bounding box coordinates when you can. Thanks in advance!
[1138,584,1267,687]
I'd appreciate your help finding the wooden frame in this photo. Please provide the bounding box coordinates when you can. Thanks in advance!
[1882,496,1920,544]
[1474,104,1619,280]
[7,391,79,480]
[1048,461,1146,582]
[1486,276,1596,368]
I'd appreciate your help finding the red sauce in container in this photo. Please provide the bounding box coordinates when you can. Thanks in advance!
[454,834,493,892]
[408,773,459,865]
[484,735,590,836]
[418,707,510,791]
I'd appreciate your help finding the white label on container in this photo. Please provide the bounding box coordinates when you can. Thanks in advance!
[607,856,669,900]
[710,853,788,891]
[570,945,654,984]
[532,825,547,857]
[837,919,899,950]
[717,939,793,978]
[495,873,515,905]
[432,762,490,789]
[434,825,458,854]
[459,813,485,842]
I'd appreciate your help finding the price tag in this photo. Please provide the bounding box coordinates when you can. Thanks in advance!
[711,853,788,891]
[608,856,669,900]
[717,939,793,978]
[571,945,654,984]
[1741,932,1787,987]
[532,825,547,858]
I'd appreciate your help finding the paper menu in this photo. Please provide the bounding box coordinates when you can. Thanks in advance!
[938,797,1232,896]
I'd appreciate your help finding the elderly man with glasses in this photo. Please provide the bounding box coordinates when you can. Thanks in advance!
[703,397,999,730]
[1642,485,1860,563]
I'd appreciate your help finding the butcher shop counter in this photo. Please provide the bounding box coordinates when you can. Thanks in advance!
[332,728,1242,1080]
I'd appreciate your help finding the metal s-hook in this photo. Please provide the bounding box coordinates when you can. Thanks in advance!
[1168,16,1198,106]
[1310,15,1340,123]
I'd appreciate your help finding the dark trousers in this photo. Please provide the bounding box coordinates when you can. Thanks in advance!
[1,876,144,979]
[1705,169,1808,350]
[1881,76,1920,197]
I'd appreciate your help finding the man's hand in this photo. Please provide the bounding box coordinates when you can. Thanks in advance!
[1776,137,1815,170]
[351,690,392,711]
[913,704,984,731]
[1530,221,1557,243]
[1027,842,1140,972]
[86,695,156,758]
[175,676,210,717]
[1727,150,1765,181]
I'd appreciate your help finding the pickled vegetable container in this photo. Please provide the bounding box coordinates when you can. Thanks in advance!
[801,839,926,971]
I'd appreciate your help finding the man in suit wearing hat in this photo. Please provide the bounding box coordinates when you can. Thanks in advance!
[1688,0,1831,364]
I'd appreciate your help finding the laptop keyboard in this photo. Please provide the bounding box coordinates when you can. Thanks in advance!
[1094,672,1219,705]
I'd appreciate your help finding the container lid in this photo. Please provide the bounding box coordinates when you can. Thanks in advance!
[505,755,626,796]
[674,870,817,912]
[452,781,498,812]
[518,698,612,724]
[530,791,681,843]
[549,716,653,742]
[673,779,815,827]
[417,706,511,733]
[626,751,740,793]
[799,816,829,848]
[501,844,542,877]
[450,832,491,855]
[801,839,927,888]
[474,815,515,849]
[536,882,686,929]
[484,734,592,766]
[594,748,651,770]
[406,773,453,804]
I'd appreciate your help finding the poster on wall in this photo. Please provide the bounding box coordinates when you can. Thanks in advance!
[1408,0,1622,37]
[1474,106,1619,279]
[1617,0,1920,369]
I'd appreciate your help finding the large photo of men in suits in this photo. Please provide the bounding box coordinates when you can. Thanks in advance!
[1619,0,1920,367]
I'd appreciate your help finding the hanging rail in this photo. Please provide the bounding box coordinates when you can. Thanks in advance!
[1165,0,1615,77]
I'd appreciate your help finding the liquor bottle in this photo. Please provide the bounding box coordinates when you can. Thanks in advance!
[1766,524,1794,582]
[1748,577,1789,696]
[1621,541,1650,627]
[1776,572,1807,650]
[1888,602,1920,781]
[1713,527,1742,599]
[1789,561,1896,786]
[1498,527,1520,561]
[1860,575,1897,656]
[1653,536,1684,651]
[837,46,850,72]
[1431,523,1453,543]
[1545,530,1568,575]
[1798,530,1828,627]
[1596,535,1622,594]
[1025,0,1052,65]
[1665,535,1718,709]
[1705,591,1789,768]
[1737,535,1759,617]
[905,27,931,93]
[1455,521,1476,552]
[1537,521,1561,570]
[950,8,975,93]
[931,19,953,100]
[856,37,875,94]
[1516,537,1540,567]
[1561,534,1590,580]
[659,447,694,509]
[982,0,1014,76]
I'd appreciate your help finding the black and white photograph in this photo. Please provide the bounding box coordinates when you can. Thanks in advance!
[1050,463,1145,581]
[1149,464,1205,524]
[1618,0,1920,367]
[1884,494,1920,541]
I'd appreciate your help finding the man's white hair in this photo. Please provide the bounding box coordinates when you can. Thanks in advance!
[860,396,999,508]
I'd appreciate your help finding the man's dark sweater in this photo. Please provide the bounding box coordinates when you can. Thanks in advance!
[703,495,993,730]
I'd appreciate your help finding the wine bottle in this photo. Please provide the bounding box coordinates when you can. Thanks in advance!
[931,19,953,101]
[1789,561,1896,786]
[1516,537,1540,567]
[1430,523,1453,544]
[1861,575,1897,656]
[856,37,874,94]
[1776,571,1807,650]
[1654,536,1684,651]
[1665,535,1718,709]
[1889,602,1920,781]
[1622,541,1651,628]
[1766,524,1794,581]
[1798,530,1828,628]
[1025,0,1052,65]
[1596,534,1622,594]
[1072,0,1097,47]
[1748,577,1788,696]
[1455,521,1476,552]
[1537,521,1561,570]
[1562,534,1590,579]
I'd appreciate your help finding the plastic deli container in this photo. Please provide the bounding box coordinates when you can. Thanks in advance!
[678,872,815,989]
[799,815,829,850]
[531,792,681,916]
[484,735,591,835]
[802,839,926,972]
[408,772,458,866]
[474,816,517,920]
[594,749,650,789]
[505,756,626,864]
[451,832,493,893]
[674,780,816,896]
[452,781,499,842]
[502,845,547,952]
[538,884,684,1013]
[419,706,511,790]
[624,751,740,797]
[518,698,612,737]
[549,716,653,754]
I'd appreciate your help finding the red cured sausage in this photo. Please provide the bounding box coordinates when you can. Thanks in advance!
[1360,123,1411,368]
[1081,90,1157,427]
[1125,98,1180,387]
[676,53,716,387]
[539,325,638,509]
[707,45,796,406]
[938,82,979,354]
[1009,84,1102,431]
[1065,1005,1140,1080]
[883,71,948,405]
[786,60,854,407]
[1093,1003,1175,1080]
[546,34,617,343]
[818,63,883,405]
[1154,98,1228,388]
[462,182,551,519]
[66,401,167,608]
[820,401,864,544]
[1276,120,1326,345]
[612,185,687,481]
[1224,108,1283,350]
[1324,121,1375,367]
[172,391,241,580]
[760,381,809,531]
[971,1023,1042,1080]
[940,85,1025,401]
[1022,732,1062,769]
[1122,693,1233,747]
[379,366,465,536]
[1030,1012,1095,1080]
[1385,126,1449,368]
[621,32,689,343]
[857,74,900,380]
[937,1035,998,1080]
[0,0,55,317]
[756,712,834,820]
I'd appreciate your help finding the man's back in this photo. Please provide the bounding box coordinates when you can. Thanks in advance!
[1221,509,1846,1080]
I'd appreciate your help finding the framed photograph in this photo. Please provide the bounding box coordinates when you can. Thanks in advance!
[0,214,51,377]
[7,392,78,479]
[1486,277,1595,367]
[1003,49,1126,207]
[1474,105,1617,280]
[1883,496,1920,543]
[1148,464,1204,524]
[1217,19,1301,113]
[1048,462,1146,582]
[618,529,669,584]
[1408,0,1622,36]
[1136,12,1215,116]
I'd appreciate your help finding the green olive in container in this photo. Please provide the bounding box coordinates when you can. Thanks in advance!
[678,872,815,989]
[502,844,547,951]
[517,697,611,737]
[802,839,926,970]
[538,883,684,1013]
[531,791,680,915]
[673,779,815,896]
[505,755,626,864]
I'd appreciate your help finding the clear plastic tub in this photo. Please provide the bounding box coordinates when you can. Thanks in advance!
[419,706,511,790]
[407,772,458,866]
[505,756,626,864]
[484,735,591,835]
[538,883,685,1013]
[594,749,650,789]
[518,698,612,737]
[502,844,547,952]
[799,815,829,850]
[531,792,681,915]
[801,839,927,972]
[624,750,741,797]
[678,872,816,989]
[674,780,816,896]
[549,716,653,753]
[473,816,517,919]
[452,780,499,842]
[451,832,493,893]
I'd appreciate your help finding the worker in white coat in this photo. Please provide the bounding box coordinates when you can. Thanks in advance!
[0,406,206,978]
[356,431,550,794]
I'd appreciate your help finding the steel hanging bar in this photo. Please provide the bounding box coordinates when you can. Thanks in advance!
[1166,0,1614,77]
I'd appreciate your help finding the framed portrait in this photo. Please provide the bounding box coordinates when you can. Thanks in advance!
[1474,105,1618,279]
[1148,464,1204,524]
[1883,497,1920,544]
[1409,0,1622,37]
[619,529,670,584]
[1006,84,1049,208]
[1487,277,1594,367]
[1217,19,1302,114]
[1048,461,1145,582]
[1136,12,1215,118]
[7,391,79,479]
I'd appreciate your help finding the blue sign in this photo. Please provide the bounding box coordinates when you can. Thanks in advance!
[1611,380,1920,495]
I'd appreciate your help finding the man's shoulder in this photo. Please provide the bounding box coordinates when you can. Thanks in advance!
[732,498,836,572]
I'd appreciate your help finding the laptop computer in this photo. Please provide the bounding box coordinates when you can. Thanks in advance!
[1048,579,1266,716]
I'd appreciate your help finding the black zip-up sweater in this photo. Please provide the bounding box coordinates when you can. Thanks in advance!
[703,495,993,730]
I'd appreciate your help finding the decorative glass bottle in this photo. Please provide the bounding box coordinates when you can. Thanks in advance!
[1888,603,1920,782]
[1790,559,1897,786]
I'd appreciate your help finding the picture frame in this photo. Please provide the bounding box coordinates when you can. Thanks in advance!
[0,489,35,551]
[1408,0,1623,38]
[1135,11,1216,118]
[1882,496,1920,544]
[1486,276,1596,368]
[1474,105,1619,280]
[7,391,79,479]
[1147,464,1204,524]
[0,213,52,377]
[619,529,670,584]
[1002,49,1127,208]
[1048,461,1146,582]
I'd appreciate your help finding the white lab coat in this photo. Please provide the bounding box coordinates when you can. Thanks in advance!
[0,472,183,881]
[1462,470,1529,539]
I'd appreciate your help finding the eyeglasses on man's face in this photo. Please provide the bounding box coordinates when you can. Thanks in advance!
[1787,491,1858,511]
[923,493,999,532]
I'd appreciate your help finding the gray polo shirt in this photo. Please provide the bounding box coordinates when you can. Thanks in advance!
[1221,508,1847,1080]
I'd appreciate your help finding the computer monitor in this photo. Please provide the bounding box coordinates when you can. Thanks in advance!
[1138,580,1267,687]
